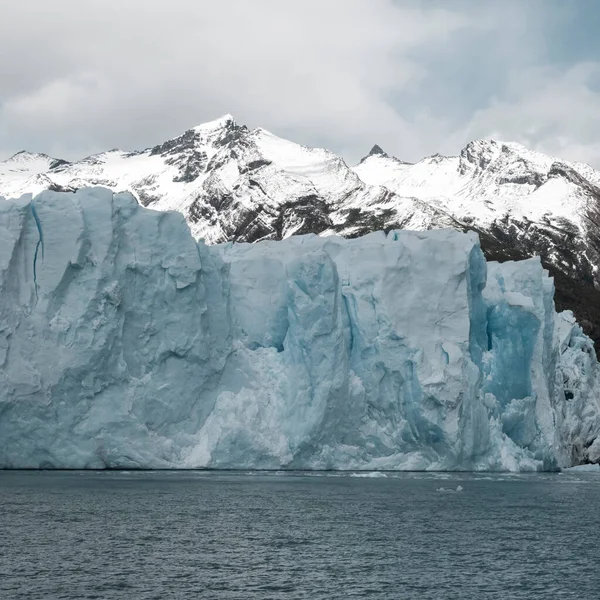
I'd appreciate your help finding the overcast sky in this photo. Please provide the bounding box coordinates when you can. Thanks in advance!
[1,0,599,166]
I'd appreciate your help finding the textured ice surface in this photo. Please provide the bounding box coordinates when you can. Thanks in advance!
[564,464,600,473]
[0,188,599,470]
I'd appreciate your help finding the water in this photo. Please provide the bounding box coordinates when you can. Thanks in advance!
[1,471,599,599]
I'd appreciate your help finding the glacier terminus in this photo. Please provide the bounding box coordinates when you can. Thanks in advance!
[0,187,599,471]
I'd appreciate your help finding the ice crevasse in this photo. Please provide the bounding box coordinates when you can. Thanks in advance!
[0,187,598,470]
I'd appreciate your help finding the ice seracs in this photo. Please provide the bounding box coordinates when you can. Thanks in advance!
[0,188,598,470]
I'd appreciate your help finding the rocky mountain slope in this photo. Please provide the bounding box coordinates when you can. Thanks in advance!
[2,115,600,342]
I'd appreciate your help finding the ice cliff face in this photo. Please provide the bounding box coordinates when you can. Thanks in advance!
[0,188,598,470]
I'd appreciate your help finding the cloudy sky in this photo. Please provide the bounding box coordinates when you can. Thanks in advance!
[1,0,599,166]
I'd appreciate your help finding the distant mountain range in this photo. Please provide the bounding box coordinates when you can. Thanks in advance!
[2,114,600,343]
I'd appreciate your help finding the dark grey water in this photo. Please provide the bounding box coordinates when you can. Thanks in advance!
[1,471,599,599]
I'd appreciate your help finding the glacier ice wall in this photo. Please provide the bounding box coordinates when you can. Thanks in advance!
[0,188,598,470]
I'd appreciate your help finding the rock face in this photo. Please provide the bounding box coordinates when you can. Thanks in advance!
[2,117,600,345]
[0,188,598,470]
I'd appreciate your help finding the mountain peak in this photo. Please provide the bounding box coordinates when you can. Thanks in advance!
[368,144,387,157]
[459,137,557,177]
[5,150,52,163]
[192,114,236,133]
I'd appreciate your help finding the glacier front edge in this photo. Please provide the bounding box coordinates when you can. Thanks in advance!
[0,188,598,470]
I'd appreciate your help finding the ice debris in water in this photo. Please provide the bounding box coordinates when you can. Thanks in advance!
[0,188,599,471]
[436,486,464,493]
[563,464,600,473]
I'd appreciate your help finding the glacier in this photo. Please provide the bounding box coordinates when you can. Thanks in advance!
[0,187,599,470]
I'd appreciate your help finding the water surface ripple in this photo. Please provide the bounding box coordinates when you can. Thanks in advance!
[1,471,598,599]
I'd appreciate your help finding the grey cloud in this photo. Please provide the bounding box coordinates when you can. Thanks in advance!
[465,63,600,166]
[1,0,599,167]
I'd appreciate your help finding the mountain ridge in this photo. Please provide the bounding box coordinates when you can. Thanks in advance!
[2,114,600,342]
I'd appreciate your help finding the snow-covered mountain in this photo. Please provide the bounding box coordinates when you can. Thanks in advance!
[2,115,600,341]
